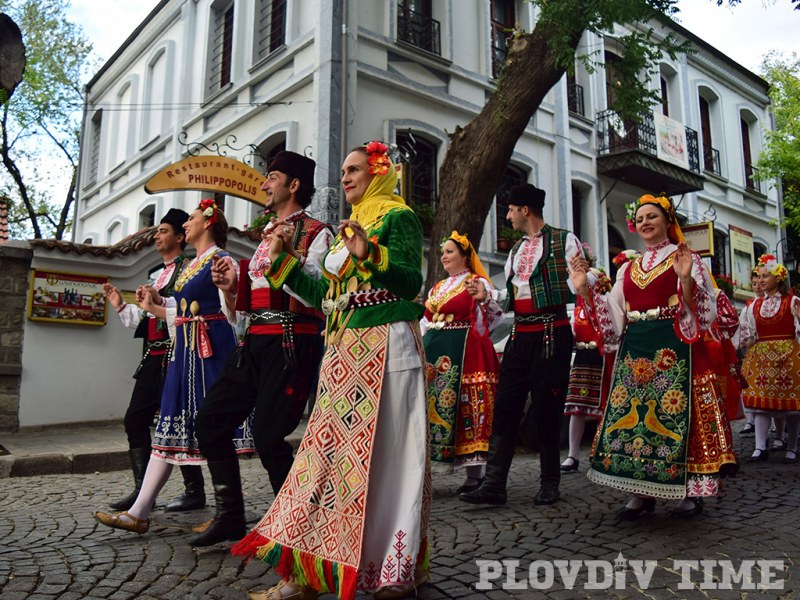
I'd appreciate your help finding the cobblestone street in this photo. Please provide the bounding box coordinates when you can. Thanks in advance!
[1,432,798,599]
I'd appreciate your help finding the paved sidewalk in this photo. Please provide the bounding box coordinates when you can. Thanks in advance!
[0,421,305,478]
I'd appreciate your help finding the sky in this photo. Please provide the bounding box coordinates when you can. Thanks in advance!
[67,0,800,79]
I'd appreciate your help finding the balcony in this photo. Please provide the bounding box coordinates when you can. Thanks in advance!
[397,5,440,56]
[745,164,762,194]
[703,146,722,177]
[567,83,585,117]
[596,109,705,196]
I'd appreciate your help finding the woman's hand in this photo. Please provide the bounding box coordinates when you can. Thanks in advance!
[466,278,487,303]
[271,220,300,259]
[569,255,590,299]
[211,254,237,292]
[339,219,369,260]
[673,242,694,282]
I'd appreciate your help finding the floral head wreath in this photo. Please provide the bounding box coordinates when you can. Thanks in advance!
[625,194,684,243]
[364,140,391,176]
[199,198,219,225]
[756,253,789,282]
[440,230,490,281]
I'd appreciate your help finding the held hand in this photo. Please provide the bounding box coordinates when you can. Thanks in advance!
[211,254,237,292]
[267,219,284,263]
[569,255,589,297]
[466,278,488,303]
[271,219,300,259]
[673,242,694,282]
[136,285,153,312]
[339,219,369,260]
[102,283,123,309]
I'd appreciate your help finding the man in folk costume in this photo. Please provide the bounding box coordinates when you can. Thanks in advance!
[461,183,585,506]
[190,151,332,547]
[103,208,207,512]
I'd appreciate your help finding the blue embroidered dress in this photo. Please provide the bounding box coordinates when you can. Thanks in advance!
[152,245,254,463]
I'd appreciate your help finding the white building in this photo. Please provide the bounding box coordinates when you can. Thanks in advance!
[74,0,781,292]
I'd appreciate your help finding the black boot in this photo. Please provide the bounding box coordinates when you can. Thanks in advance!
[109,447,150,510]
[459,434,515,506]
[188,459,246,547]
[165,465,206,512]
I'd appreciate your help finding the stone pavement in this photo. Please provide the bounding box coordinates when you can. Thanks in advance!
[1,424,798,599]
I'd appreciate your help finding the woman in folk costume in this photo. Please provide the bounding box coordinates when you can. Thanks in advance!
[233,142,430,600]
[95,200,253,534]
[570,194,736,518]
[560,262,613,474]
[738,254,800,464]
[422,232,502,494]
[706,282,746,424]
[734,268,764,436]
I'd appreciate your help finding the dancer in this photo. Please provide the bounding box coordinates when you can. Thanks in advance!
[460,183,585,507]
[232,142,429,600]
[571,194,736,518]
[739,254,800,463]
[191,151,332,547]
[422,231,501,494]
[103,208,206,512]
[735,268,763,436]
[95,201,253,533]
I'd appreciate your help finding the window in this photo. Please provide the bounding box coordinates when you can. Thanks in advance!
[255,0,286,61]
[208,2,234,96]
[604,51,623,110]
[265,140,286,167]
[660,76,669,117]
[566,70,584,117]
[213,191,226,212]
[397,0,440,55]
[711,230,727,277]
[107,222,123,245]
[741,116,759,193]
[495,164,526,249]
[490,0,514,78]
[699,95,721,176]
[754,242,767,261]
[571,184,583,240]
[396,132,437,234]
[139,205,156,230]
[88,109,102,185]
[143,50,167,143]
[113,84,133,168]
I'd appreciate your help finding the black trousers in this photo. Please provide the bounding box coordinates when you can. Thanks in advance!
[196,333,323,485]
[492,324,573,484]
[124,353,165,449]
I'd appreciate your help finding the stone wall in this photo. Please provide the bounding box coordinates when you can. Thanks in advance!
[0,241,32,432]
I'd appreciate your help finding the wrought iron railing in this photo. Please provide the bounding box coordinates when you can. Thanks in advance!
[596,109,701,174]
[703,147,721,176]
[745,163,761,194]
[567,83,585,117]
[397,4,441,56]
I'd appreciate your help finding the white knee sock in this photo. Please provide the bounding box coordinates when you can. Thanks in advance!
[566,415,586,462]
[754,414,771,453]
[127,457,174,520]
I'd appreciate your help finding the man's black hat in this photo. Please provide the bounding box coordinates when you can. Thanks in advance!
[508,184,546,212]
[267,151,316,188]
[160,208,190,236]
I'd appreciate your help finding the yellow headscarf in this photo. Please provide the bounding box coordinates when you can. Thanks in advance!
[635,194,685,244]
[348,151,409,229]
[445,231,490,281]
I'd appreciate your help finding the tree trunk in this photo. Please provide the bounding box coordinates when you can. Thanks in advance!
[0,106,42,238]
[55,166,76,240]
[425,22,583,291]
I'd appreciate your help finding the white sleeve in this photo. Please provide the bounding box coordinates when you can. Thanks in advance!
[115,303,142,329]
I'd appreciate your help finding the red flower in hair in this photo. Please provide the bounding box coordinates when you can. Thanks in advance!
[199,198,219,225]
[364,140,391,176]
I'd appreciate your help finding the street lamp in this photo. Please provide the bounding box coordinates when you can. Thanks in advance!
[775,237,797,272]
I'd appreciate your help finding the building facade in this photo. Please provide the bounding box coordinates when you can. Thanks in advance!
[74,0,781,294]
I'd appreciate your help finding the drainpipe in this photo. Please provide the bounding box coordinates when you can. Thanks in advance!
[72,85,90,242]
[338,0,348,221]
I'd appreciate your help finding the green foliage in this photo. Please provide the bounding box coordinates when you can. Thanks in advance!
[499,226,523,241]
[410,201,436,228]
[246,211,276,231]
[756,52,800,234]
[0,0,95,239]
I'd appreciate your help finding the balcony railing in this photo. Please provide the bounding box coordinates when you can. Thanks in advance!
[567,83,585,117]
[397,5,441,56]
[492,45,507,79]
[596,109,701,174]
[703,147,721,177]
[745,163,761,194]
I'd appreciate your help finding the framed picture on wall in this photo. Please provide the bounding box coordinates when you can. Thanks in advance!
[682,222,714,257]
[28,269,108,326]
[729,225,755,301]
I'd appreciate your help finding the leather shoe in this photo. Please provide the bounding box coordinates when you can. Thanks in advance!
[747,449,769,462]
[783,450,798,464]
[94,510,150,534]
[560,457,579,473]
[672,497,703,517]
[456,478,484,495]
[533,483,560,505]
[616,497,656,520]
[248,579,318,600]
[164,492,206,512]
[459,483,506,506]
[740,423,755,435]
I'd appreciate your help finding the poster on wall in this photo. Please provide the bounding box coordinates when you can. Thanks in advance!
[729,225,755,300]
[681,222,714,257]
[28,270,108,326]
[653,112,690,170]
